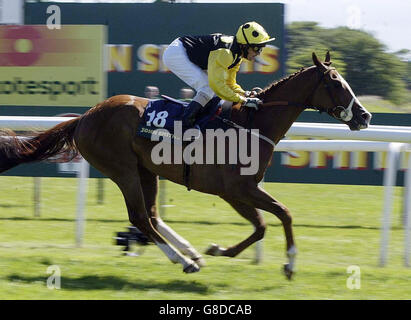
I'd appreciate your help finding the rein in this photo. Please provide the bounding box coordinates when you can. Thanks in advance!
[215,115,276,148]
[259,66,354,120]
[261,100,320,111]
[259,68,332,111]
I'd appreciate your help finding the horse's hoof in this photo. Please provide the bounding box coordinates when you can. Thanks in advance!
[283,263,294,280]
[193,256,206,267]
[183,262,200,274]
[205,243,222,256]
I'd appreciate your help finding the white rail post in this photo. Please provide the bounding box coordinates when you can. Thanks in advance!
[97,178,104,205]
[159,178,167,219]
[379,143,402,267]
[403,149,411,226]
[33,177,41,217]
[75,157,90,247]
[254,179,264,264]
[404,148,411,267]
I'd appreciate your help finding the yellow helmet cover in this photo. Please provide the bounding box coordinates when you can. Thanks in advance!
[236,21,275,46]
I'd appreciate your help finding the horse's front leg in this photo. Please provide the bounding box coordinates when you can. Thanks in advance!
[231,184,297,280]
[205,197,266,258]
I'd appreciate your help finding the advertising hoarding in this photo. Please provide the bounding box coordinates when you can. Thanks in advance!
[0,25,106,106]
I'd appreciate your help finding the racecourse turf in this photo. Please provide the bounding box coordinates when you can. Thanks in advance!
[0,176,410,300]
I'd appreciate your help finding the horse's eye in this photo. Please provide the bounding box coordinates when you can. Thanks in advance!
[333,80,343,88]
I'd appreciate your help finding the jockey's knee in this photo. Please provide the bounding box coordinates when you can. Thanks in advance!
[193,90,213,106]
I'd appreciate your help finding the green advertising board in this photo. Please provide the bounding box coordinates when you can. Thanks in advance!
[25,2,285,99]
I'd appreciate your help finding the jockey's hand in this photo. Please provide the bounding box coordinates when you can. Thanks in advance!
[243,97,262,110]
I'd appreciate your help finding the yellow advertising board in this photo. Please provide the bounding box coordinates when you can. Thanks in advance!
[0,25,106,106]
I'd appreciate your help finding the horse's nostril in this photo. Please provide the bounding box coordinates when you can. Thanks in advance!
[361,112,371,123]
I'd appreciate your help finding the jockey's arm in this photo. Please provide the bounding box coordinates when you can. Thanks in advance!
[208,49,247,104]
[227,63,246,96]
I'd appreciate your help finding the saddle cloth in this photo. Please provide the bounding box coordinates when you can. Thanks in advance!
[136,95,231,141]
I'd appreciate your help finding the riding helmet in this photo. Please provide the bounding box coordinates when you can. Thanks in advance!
[235,21,275,46]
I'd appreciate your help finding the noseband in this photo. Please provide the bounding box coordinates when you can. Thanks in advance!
[309,67,354,122]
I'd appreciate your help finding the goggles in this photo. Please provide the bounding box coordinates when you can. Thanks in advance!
[241,24,266,54]
[251,45,264,54]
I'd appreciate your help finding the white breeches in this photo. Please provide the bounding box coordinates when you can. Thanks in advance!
[162,38,215,106]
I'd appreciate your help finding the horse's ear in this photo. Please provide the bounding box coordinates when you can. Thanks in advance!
[312,52,321,66]
[325,51,331,63]
[312,52,327,71]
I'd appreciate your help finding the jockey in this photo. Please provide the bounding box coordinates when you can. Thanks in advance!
[162,21,275,127]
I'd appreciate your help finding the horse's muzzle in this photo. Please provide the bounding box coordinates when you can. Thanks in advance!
[349,111,372,131]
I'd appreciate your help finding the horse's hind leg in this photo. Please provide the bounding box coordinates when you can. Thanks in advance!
[137,164,205,267]
[205,197,266,258]
[73,108,198,273]
[115,171,200,273]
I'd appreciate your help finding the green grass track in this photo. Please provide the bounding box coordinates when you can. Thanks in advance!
[1,177,410,299]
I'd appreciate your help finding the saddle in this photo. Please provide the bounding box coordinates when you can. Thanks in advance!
[136,95,256,191]
[136,95,232,142]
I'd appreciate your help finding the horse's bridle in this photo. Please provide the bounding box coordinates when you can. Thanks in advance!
[261,66,355,122]
[221,66,357,149]
[309,67,355,122]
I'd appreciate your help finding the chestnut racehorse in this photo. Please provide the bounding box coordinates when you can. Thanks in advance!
[0,52,371,279]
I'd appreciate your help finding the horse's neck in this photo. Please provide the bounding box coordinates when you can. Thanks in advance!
[232,69,314,145]
[260,68,320,144]
[258,106,305,145]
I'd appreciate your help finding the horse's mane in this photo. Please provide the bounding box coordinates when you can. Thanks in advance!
[258,67,310,100]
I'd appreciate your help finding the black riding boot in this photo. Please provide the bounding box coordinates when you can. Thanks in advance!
[182,101,203,128]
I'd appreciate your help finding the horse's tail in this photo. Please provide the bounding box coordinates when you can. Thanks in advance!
[0,117,81,173]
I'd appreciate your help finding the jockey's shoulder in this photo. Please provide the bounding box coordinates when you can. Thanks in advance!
[209,48,235,66]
